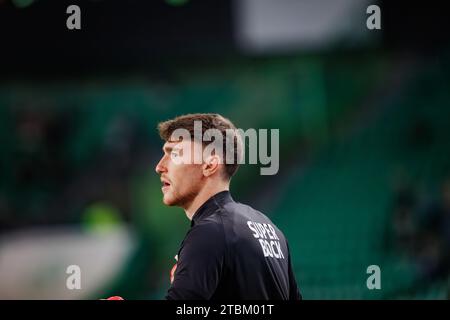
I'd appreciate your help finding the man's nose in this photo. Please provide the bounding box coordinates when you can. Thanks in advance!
[155,157,167,174]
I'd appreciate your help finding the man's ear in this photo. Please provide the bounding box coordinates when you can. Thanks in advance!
[202,155,220,177]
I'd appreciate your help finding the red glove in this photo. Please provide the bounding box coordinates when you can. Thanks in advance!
[105,296,124,300]
[170,255,178,284]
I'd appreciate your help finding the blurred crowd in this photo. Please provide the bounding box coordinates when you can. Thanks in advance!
[0,106,153,233]
[390,176,450,282]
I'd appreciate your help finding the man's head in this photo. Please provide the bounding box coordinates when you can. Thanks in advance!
[155,113,242,208]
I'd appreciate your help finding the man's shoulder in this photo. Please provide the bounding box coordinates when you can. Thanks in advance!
[224,201,288,239]
[191,214,226,235]
[222,200,273,222]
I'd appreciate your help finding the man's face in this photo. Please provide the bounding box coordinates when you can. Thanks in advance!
[155,140,204,207]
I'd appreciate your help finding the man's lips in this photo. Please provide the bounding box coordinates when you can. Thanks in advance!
[161,178,171,192]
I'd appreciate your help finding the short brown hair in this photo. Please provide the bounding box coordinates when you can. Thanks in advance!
[157,113,242,179]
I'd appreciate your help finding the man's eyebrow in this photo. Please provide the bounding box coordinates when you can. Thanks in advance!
[163,145,182,153]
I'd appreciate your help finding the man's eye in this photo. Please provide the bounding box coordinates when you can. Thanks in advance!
[171,151,179,157]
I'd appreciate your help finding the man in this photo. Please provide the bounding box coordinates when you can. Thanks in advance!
[155,113,301,300]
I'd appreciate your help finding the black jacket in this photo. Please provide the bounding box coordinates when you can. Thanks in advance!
[166,190,301,300]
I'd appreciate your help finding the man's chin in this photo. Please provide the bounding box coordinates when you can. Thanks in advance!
[162,195,177,206]
[162,190,193,208]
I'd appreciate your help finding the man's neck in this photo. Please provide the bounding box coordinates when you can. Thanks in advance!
[184,183,229,220]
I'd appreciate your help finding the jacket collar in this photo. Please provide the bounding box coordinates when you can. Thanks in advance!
[191,190,233,226]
